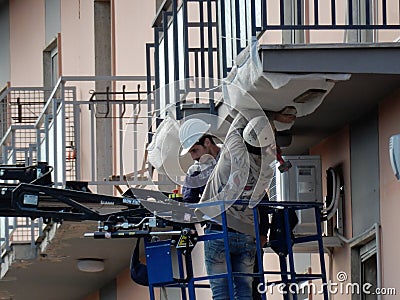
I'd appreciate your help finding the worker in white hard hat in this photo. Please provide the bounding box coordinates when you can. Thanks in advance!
[179,118,220,159]
[203,113,275,300]
[179,113,275,300]
[179,118,221,203]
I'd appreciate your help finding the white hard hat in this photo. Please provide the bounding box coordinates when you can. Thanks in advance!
[243,116,274,148]
[179,118,211,156]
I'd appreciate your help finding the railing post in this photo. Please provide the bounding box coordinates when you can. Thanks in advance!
[154,27,161,124]
[73,91,81,181]
[60,80,66,187]
[52,97,58,186]
[217,0,228,78]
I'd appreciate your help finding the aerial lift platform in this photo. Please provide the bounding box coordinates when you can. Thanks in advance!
[0,162,329,300]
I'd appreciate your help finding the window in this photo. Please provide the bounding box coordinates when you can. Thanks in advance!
[43,37,59,89]
[50,47,59,87]
[360,240,377,300]
[351,237,378,300]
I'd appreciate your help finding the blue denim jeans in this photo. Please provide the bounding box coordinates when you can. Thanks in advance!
[204,229,256,300]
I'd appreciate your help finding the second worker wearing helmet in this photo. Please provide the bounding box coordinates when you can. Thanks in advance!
[179,118,222,203]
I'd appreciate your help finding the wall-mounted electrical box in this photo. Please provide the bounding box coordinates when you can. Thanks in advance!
[274,155,322,234]
[389,133,400,180]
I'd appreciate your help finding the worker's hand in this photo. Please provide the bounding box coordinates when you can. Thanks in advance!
[198,154,216,171]
[259,235,268,248]
[187,162,201,176]
[274,113,296,124]
[275,106,297,122]
[272,106,297,131]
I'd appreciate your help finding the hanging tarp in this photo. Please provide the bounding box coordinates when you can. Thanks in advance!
[223,37,351,129]
[147,114,192,177]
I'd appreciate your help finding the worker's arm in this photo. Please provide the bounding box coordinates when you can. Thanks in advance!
[182,184,203,203]
[182,157,217,203]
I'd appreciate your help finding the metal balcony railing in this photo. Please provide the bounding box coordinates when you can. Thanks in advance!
[149,0,400,119]
[32,76,154,190]
[0,124,37,165]
[0,86,76,174]
[0,86,49,129]
[0,75,156,275]
[0,86,50,164]
[257,0,400,31]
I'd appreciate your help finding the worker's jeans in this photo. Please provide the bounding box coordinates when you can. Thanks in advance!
[204,229,256,300]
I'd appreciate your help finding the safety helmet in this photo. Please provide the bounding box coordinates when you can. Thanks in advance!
[179,118,211,156]
[243,116,274,148]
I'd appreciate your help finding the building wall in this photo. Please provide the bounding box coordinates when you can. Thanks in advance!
[45,0,61,45]
[60,0,96,188]
[2,0,400,299]
[308,89,400,298]
[116,269,151,300]
[113,0,155,76]
[61,0,94,76]
[310,126,352,300]
[306,0,346,44]
[378,89,400,295]
[9,0,45,86]
[260,0,400,45]
[378,0,400,42]
[350,108,380,236]
[57,0,154,191]
[83,291,99,300]
[112,0,155,186]
[0,1,10,87]
[81,269,154,300]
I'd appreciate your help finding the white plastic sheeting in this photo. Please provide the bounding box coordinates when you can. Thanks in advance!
[149,38,352,175]
[223,38,351,128]
[147,114,192,177]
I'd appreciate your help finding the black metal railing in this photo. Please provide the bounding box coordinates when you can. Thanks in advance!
[222,0,400,67]
[259,0,400,30]
[147,0,400,121]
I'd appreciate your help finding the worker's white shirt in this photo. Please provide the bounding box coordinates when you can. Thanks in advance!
[196,115,275,236]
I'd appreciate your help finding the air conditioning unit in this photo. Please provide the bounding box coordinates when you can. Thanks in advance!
[273,155,322,234]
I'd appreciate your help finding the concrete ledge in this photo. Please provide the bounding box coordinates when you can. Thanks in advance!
[260,43,400,74]
[263,236,343,254]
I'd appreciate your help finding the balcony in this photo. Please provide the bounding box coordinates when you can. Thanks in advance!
[0,76,154,300]
[149,0,400,153]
